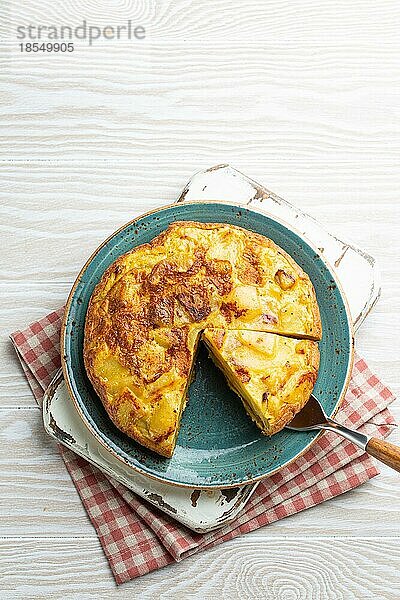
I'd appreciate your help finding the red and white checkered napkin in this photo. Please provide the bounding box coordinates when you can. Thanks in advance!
[11,308,397,584]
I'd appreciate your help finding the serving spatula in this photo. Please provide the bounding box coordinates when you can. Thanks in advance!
[287,395,400,473]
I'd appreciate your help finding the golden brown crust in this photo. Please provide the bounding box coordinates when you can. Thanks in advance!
[84,221,321,456]
[120,425,175,458]
[86,220,321,339]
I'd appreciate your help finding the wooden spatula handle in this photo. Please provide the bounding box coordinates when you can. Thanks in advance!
[366,438,400,473]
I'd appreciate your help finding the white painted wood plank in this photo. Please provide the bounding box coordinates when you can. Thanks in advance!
[2,0,400,43]
[1,537,399,599]
[0,162,399,306]
[1,0,400,593]
[1,39,399,162]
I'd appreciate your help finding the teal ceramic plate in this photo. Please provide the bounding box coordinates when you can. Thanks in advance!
[62,202,354,489]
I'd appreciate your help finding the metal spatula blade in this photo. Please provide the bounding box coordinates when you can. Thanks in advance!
[286,395,400,473]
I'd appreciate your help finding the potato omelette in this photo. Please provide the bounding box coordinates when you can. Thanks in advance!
[84,221,321,457]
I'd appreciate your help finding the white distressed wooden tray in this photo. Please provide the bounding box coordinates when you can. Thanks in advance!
[43,164,380,533]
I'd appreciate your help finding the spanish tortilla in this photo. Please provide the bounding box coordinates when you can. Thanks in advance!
[84,221,321,457]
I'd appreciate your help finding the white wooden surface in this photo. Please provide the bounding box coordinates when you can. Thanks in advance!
[1,1,400,598]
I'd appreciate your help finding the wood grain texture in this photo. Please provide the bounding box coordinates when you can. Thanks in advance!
[2,0,400,42]
[2,41,400,163]
[1,538,400,599]
[1,0,400,596]
[367,438,400,473]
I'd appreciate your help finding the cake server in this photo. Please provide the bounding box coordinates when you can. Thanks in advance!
[287,395,400,473]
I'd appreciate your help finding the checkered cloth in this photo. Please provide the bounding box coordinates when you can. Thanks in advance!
[11,308,397,584]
